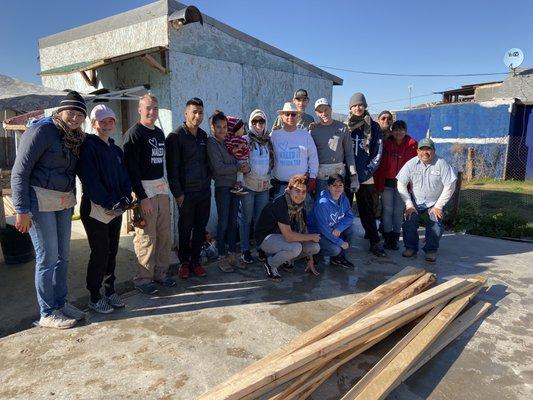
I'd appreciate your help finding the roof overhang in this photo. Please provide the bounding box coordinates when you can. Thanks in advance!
[39,46,168,76]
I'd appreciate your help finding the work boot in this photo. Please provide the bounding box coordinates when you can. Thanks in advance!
[370,243,387,257]
[217,255,234,273]
[402,248,417,258]
[425,251,437,262]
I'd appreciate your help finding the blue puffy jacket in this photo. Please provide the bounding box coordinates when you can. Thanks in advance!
[11,117,79,214]
[308,189,354,247]
[77,134,132,209]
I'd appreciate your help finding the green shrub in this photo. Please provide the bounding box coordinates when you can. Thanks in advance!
[450,203,528,238]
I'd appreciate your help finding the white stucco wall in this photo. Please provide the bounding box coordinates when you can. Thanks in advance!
[168,22,333,129]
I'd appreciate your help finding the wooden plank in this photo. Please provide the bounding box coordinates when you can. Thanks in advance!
[141,54,168,74]
[203,267,425,397]
[346,280,483,400]
[342,304,446,399]
[401,301,491,383]
[267,272,437,400]
[197,277,478,400]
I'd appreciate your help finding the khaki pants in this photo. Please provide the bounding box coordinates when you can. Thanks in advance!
[133,194,171,284]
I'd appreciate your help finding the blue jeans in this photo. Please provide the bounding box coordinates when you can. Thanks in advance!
[402,206,444,253]
[239,189,269,252]
[318,225,354,257]
[382,187,405,233]
[215,186,239,256]
[29,195,73,317]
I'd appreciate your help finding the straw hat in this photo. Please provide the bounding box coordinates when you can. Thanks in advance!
[276,102,302,115]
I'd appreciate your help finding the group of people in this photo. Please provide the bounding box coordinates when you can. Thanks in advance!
[11,87,457,329]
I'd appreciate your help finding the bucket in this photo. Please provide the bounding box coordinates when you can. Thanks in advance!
[0,224,35,264]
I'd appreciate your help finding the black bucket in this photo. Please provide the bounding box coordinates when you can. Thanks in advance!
[0,224,35,264]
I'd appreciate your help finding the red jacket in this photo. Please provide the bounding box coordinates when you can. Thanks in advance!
[374,135,418,192]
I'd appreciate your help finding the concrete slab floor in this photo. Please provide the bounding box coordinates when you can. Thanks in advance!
[0,230,531,399]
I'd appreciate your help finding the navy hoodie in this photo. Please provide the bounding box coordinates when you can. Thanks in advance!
[77,134,132,209]
[308,189,354,246]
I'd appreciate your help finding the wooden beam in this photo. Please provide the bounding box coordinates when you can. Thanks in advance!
[197,277,479,400]
[159,49,168,70]
[345,279,484,400]
[267,272,437,400]
[402,301,491,383]
[141,54,167,74]
[342,304,446,399]
[79,70,97,88]
[203,267,425,397]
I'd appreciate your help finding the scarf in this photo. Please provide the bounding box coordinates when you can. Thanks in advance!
[248,129,275,172]
[346,111,373,153]
[284,191,307,234]
[52,112,86,158]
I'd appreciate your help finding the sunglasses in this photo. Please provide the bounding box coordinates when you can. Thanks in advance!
[283,112,298,117]
[251,119,265,125]
[380,116,393,121]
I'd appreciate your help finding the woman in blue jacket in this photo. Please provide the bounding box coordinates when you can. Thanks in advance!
[308,174,355,269]
[11,91,87,329]
[78,105,132,314]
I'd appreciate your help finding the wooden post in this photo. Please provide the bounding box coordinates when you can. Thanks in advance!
[465,148,475,181]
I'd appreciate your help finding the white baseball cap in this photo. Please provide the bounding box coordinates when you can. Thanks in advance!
[314,97,330,110]
[90,104,116,122]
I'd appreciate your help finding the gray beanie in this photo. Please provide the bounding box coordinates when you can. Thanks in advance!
[349,92,367,109]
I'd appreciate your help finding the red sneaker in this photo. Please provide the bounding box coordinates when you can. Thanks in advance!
[193,262,207,277]
[179,263,190,280]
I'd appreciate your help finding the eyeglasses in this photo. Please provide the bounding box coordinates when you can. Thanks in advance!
[251,119,265,125]
[380,116,393,121]
[283,113,298,117]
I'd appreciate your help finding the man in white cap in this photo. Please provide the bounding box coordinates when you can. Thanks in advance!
[271,102,319,198]
[310,97,358,195]
[272,89,315,131]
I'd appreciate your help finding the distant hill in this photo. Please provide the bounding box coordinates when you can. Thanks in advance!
[332,112,348,122]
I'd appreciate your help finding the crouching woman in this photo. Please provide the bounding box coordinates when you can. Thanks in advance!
[254,175,321,280]
[78,105,132,314]
[11,91,87,329]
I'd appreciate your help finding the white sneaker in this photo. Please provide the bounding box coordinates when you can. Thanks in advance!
[104,293,125,308]
[61,302,87,321]
[39,310,77,329]
[88,298,114,314]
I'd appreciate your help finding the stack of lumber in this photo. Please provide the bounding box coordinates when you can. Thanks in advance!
[198,267,490,400]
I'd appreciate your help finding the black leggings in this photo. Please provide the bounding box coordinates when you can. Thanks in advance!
[80,196,122,302]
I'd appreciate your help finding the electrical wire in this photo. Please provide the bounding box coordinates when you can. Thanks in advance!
[317,65,509,78]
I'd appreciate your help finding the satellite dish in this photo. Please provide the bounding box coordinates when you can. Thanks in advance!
[503,48,524,69]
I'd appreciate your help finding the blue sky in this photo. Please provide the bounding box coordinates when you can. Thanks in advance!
[1,0,532,114]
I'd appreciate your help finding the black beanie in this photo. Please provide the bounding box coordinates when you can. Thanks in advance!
[57,91,87,117]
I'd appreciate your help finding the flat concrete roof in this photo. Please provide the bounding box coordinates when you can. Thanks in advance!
[38,0,343,85]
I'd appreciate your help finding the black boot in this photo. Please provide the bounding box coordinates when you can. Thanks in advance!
[391,232,400,250]
[383,232,394,250]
